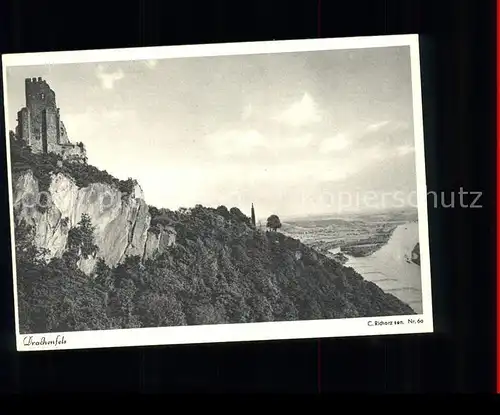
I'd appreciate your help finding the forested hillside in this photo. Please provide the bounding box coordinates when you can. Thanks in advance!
[15,201,415,334]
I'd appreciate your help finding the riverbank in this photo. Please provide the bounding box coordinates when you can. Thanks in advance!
[340,223,398,257]
[338,222,423,314]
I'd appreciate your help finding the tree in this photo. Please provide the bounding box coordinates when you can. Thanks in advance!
[216,205,231,220]
[67,213,99,259]
[229,207,250,225]
[251,203,256,227]
[148,205,160,219]
[94,258,114,290]
[266,214,282,232]
[15,220,49,267]
[118,178,136,195]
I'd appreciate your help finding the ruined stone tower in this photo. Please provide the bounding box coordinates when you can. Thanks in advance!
[14,77,86,162]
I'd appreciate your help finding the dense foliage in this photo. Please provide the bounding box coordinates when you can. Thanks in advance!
[16,204,415,334]
[16,218,111,333]
[266,214,282,232]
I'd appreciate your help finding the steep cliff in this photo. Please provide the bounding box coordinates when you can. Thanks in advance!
[12,169,176,274]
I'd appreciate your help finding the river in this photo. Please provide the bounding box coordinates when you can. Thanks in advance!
[336,222,423,314]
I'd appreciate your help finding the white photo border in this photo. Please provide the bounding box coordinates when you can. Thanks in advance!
[2,34,434,352]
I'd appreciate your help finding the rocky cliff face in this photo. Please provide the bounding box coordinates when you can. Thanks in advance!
[12,170,176,274]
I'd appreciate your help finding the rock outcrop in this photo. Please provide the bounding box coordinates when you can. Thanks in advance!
[12,170,176,274]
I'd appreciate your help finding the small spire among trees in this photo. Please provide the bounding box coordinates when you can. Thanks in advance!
[251,203,256,227]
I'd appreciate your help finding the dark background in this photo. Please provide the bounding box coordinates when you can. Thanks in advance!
[0,0,496,393]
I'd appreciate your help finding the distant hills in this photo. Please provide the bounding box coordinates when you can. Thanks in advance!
[283,206,418,226]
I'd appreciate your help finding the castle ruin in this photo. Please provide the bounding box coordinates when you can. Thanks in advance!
[13,77,87,162]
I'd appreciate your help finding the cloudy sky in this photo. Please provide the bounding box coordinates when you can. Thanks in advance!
[6,45,418,220]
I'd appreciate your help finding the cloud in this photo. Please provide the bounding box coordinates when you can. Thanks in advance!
[63,107,139,162]
[350,119,413,153]
[95,65,125,90]
[396,144,415,156]
[242,104,253,120]
[273,92,321,127]
[318,134,350,154]
[63,113,97,140]
[205,129,265,157]
[288,133,314,149]
[186,159,352,191]
[366,120,391,132]
[101,110,124,122]
[334,149,418,196]
[204,123,316,159]
[366,120,410,134]
[100,109,139,125]
[367,145,389,161]
[65,107,136,129]
[144,60,159,69]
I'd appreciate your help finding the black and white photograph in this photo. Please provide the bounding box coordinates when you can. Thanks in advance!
[2,35,433,351]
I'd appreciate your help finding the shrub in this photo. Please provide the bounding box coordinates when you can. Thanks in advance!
[229,207,251,225]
